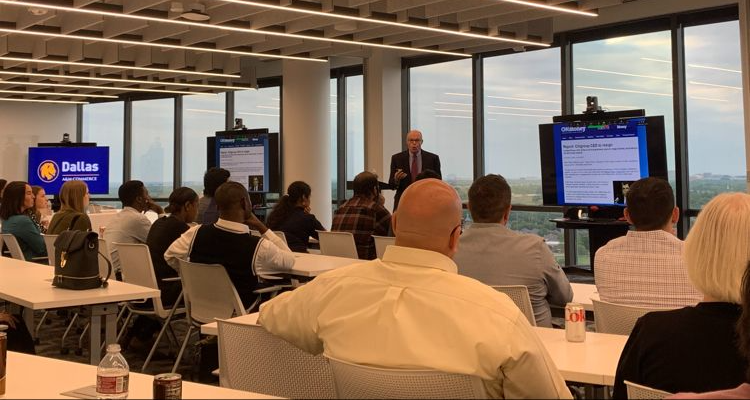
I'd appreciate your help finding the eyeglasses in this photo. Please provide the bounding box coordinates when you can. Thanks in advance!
[407,139,423,143]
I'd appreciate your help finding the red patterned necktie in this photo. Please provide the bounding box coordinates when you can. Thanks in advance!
[410,154,418,183]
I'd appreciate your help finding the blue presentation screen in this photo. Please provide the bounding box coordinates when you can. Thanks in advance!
[216,135,270,193]
[552,117,649,206]
[28,147,110,195]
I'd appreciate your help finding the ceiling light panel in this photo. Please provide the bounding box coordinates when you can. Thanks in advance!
[0,89,117,98]
[0,70,252,90]
[0,79,216,95]
[497,0,598,17]
[0,56,240,78]
[0,97,88,104]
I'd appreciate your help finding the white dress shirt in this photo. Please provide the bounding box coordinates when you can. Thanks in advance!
[103,206,158,269]
[164,218,295,274]
[259,245,572,399]
[594,230,702,308]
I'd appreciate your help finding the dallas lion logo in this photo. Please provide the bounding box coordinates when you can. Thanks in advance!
[38,160,59,183]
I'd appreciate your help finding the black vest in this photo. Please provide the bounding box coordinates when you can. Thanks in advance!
[188,224,262,308]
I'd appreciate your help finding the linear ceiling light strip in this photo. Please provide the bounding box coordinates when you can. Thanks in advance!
[0,69,252,90]
[0,79,216,95]
[0,56,240,78]
[217,0,548,47]
[0,28,325,63]
[0,88,117,98]
[0,97,88,104]
[0,1,478,56]
[497,0,598,17]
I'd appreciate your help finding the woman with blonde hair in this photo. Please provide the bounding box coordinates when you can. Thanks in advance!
[48,180,92,234]
[613,192,750,398]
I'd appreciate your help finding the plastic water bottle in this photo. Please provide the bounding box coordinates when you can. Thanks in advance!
[96,344,129,399]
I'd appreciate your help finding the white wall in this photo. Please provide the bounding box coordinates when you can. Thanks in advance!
[0,102,77,181]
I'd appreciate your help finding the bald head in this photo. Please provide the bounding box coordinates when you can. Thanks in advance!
[393,178,462,258]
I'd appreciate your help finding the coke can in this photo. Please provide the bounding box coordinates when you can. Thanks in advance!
[153,373,182,399]
[565,302,586,342]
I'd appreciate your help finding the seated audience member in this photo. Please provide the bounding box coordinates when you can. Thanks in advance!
[612,192,750,398]
[266,181,325,253]
[331,171,391,259]
[260,179,572,399]
[48,180,92,234]
[668,263,750,399]
[147,187,198,307]
[24,186,49,234]
[454,174,572,327]
[595,177,702,308]
[104,180,164,268]
[196,167,230,225]
[165,181,294,309]
[0,181,47,260]
[415,169,441,181]
[0,311,35,354]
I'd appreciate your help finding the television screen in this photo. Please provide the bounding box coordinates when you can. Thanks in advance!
[214,132,280,193]
[28,146,110,195]
[539,116,667,206]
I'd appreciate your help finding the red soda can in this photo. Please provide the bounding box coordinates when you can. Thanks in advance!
[153,373,182,399]
[565,302,586,342]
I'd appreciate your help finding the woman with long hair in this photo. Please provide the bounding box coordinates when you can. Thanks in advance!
[47,180,92,234]
[24,186,49,234]
[266,181,325,253]
[0,181,47,260]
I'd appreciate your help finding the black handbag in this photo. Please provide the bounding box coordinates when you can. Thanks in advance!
[52,215,112,290]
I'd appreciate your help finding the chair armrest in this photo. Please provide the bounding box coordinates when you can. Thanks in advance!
[253,286,283,295]
[161,277,181,282]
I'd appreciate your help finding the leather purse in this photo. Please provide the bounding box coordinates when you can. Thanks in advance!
[52,216,111,290]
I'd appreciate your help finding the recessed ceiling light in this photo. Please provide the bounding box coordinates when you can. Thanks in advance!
[0,97,88,104]
[181,3,210,21]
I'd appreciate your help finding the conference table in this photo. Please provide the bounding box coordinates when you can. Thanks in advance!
[201,313,626,386]
[570,282,599,311]
[0,256,159,365]
[3,351,279,399]
[288,253,360,278]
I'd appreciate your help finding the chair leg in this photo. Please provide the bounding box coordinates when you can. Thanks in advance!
[172,325,194,374]
[77,322,90,354]
[116,311,133,344]
[141,319,169,373]
[34,311,49,342]
[60,313,79,352]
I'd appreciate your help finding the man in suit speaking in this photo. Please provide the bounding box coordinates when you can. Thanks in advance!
[389,130,441,210]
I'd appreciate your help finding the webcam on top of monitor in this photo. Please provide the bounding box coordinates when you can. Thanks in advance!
[585,96,603,114]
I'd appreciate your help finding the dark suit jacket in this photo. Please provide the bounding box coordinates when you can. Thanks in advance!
[389,149,441,210]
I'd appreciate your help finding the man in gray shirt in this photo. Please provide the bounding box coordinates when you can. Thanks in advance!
[454,174,572,327]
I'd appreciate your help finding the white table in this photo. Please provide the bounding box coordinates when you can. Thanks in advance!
[571,283,599,311]
[3,351,280,399]
[201,312,259,336]
[0,256,159,365]
[532,327,627,386]
[289,253,360,278]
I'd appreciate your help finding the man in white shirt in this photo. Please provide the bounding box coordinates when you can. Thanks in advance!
[165,181,294,309]
[259,179,572,399]
[595,177,702,308]
[454,174,572,327]
[104,180,165,269]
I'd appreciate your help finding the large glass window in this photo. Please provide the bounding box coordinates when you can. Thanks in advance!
[82,102,124,198]
[235,87,281,133]
[346,75,365,186]
[484,48,561,205]
[685,21,746,209]
[131,98,174,198]
[182,93,226,193]
[330,79,338,203]
[508,211,565,265]
[410,59,474,200]
[573,31,676,180]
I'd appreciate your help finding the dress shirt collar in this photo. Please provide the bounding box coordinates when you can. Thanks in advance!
[466,222,510,232]
[625,229,678,240]
[381,245,457,274]
[215,218,250,234]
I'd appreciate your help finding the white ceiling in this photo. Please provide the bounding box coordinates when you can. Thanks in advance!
[0,0,727,101]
